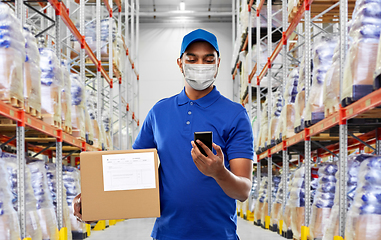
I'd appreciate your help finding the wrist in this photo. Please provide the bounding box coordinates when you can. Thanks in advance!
[213,166,229,181]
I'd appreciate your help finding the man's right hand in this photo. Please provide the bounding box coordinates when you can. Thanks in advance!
[73,193,96,224]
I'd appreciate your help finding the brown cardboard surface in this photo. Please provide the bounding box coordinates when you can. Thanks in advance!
[80,149,160,221]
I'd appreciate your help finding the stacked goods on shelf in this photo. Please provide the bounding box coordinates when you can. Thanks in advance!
[271,175,287,232]
[63,166,86,238]
[248,177,258,220]
[254,177,268,225]
[279,173,294,239]
[309,162,338,240]
[23,26,41,117]
[288,166,305,240]
[304,36,338,127]
[114,36,126,72]
[323,40,347,116]
[83,90,94,145]
[341,0,381,106]
[256,99,268,153]
[102,111,113,150]
[86,90,102,148]
[0,3,25,108]
[294,50,313,133]
[261,176,279,224]
[345,155,381,240]
[40,48,63,128]
[70,73,86,140]
[375,22,381,88]
[251,4,282,29]
[0,156,21,240]
[231,0,249,69]
[275,68,299,142]
[71,19,123,67]
[261,176,281,227]
[322,154,373,240]
[268,89,283,147]
[45,163,73,240]
[1,153,43,239]
[239,51,248,100]
[28,160,59,240]
[61,61,72,134]
[100,18,116,61]
[251,44,268,70]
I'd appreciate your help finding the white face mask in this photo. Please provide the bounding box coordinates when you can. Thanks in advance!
[183,64,217,91]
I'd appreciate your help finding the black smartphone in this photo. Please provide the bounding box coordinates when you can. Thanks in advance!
[194,131,213,157]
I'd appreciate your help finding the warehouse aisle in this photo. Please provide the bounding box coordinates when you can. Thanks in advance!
[87,217,285,240]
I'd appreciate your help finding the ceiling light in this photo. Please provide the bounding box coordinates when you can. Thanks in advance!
[179,1,185,11]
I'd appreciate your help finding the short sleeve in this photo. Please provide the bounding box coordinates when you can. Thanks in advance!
[132,109,157,149]
[225,109,254,161]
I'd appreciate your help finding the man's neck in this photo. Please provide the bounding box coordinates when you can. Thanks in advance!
[185,85,214,100]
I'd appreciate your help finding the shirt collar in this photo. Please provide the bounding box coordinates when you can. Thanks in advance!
[177,86,221,108]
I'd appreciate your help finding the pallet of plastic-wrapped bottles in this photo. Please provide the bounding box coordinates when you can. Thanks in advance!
[0,3,25,109]
[341,0,381,106]
[304,36,337,127]
[309,162,338,240]
[23,26,42,118]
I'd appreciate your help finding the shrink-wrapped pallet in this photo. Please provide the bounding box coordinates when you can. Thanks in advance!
[279,173,295,237]
[114,36,126,71]
[70,73,86,140]
[40,48,63,127]
[61,61,72,133]
[0,156,20,240]
[254,177,268,224]
[309,163,338,240]
[345,156,381,240]
[256,99,268,153]
[23,26,41,116]
[375,19,381,88]
[323,43,341,117]
[276,68,299,142]
[288,166,306,240]
[294,50,313,133]
[261,176,281,226]
[82,86,94,145]
[71,19,118,62]
[102,111,113,150]
[0,3,25,108]
[248,177,258,214]
[341,0,381,105]
[45,163,73,240]
[304,36,337,127]
[86,90,101,148]
[28,160,59,240]
[271,175,287,231]
[322,154,373,240]
[1,153,43,239]
[84,105,94,144]
[268,89,283,147]
[63,166,86,237]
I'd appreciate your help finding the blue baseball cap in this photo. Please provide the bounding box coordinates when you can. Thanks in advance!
[180,29,219,58]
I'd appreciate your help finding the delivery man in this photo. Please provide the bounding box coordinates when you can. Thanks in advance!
[74,29,254,240]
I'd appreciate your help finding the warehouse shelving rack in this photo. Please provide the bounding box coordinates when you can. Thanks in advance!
[0,0,140,238]
[232,0,381,238]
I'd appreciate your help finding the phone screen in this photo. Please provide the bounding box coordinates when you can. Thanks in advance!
[194,131,213,157]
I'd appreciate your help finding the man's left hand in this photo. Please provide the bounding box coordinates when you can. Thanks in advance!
[191,140,226,179]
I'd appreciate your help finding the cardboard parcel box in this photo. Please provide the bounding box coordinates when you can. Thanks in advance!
[80,149,160,221]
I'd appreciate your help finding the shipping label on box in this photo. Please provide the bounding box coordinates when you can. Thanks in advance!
[80,149,160,222]
[102,152,157,191]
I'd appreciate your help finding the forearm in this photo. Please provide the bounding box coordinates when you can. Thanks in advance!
[213,167,252,202]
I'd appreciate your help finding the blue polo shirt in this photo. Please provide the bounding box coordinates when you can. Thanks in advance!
[133,86,254,240]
